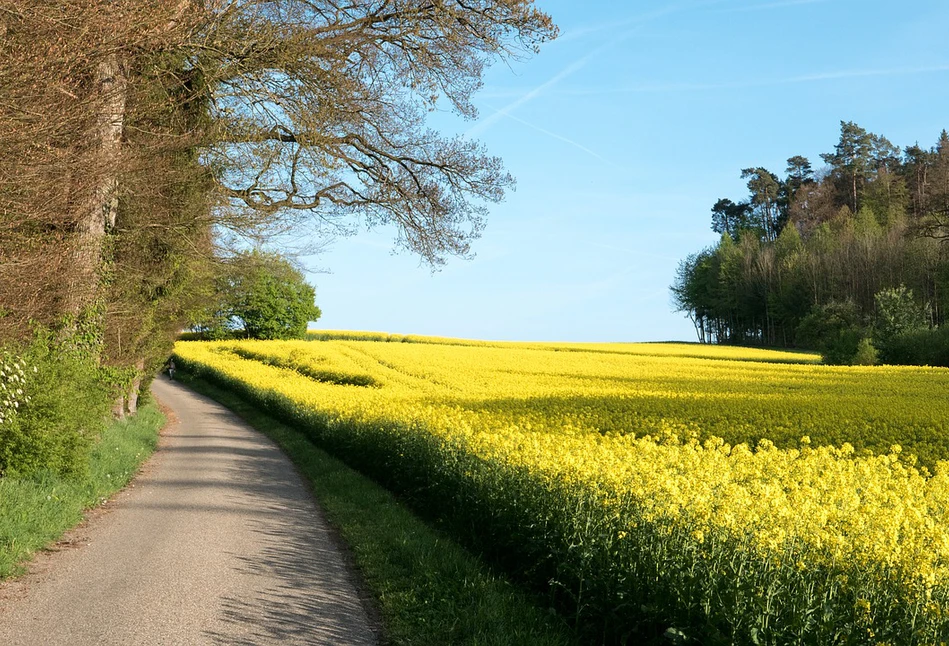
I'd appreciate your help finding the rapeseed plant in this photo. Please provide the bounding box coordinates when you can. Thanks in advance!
[175,337,949,644]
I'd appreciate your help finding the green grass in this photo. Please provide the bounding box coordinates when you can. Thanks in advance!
[179,373,579,646]
[0,404,163,578]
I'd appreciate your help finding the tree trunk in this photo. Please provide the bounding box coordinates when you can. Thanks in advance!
[852,172,858,214]
[66,53,128,319]
[126,357,146,415]
[113,394,126,420]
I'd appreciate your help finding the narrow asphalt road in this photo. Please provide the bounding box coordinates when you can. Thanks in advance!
[0,376,379,646]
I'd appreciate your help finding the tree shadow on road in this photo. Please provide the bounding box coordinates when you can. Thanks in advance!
[185,407,380,646]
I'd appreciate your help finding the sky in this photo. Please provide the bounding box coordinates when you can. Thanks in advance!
[303,0,949,343]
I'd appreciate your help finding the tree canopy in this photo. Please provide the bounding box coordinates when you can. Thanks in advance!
[197,0,557,265]
[0,0,558,410]
[192,250,321,340]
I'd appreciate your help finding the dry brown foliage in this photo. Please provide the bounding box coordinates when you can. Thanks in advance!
[0,0,558,367]
[0,1,200,339]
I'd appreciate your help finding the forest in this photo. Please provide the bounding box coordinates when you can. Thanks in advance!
[671,121,949,364]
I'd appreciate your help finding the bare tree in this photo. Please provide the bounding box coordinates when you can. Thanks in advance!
[0,0,557,410]
[182,0,557,265]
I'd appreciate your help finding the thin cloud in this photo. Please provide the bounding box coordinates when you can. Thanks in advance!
[718,0,829,11]
[555,0,736,43]
[517,63,949,97]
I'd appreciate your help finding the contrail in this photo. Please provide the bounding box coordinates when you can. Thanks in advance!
[478,103,618,167]
[463,0,768,136]
[465,43,612,138]
[525,63,949,96]
[789,64,949,82]
[719,0,830,11]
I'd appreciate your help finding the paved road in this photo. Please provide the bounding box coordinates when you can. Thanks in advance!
[0,376,379,646]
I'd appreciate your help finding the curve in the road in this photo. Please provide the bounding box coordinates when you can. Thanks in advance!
[0,376,380,646]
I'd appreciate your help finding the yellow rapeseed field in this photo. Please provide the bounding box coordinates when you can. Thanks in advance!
[175,336,949,644]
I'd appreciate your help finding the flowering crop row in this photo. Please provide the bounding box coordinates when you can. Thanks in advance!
[174,338,949,644]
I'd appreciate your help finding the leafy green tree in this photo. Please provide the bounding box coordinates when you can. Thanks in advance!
[769,225,810,345]
[741,167,783,241]
[785,155,813,189]
[870,133,902,172]
[780,156,813,226]
[903,142,936,220]
[671,248,721,344]
[872,285,930,361]
[918,130,949,239]
[821,121,874,213]
[193,251,321,340]
[710,198,753,239]
[796,300,866,365]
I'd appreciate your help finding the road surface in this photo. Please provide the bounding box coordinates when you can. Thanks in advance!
[0,376,379,645]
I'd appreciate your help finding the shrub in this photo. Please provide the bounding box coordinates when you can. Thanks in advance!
[872,285,931,362]
[0,332,114,478]
[796,300,868,365]
[851,337,879,365]
[881,326,949,367]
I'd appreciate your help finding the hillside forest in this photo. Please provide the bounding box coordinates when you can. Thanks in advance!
[671,121,949,364]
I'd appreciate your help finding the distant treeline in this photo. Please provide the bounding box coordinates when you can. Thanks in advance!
[671,121,949,357]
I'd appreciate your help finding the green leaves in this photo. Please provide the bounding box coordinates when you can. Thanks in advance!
[0,330,114,479]
[190,250,321,340]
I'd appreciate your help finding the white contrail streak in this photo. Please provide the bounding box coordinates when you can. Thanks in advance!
[478,104,617,167]
[464,44,611,138]
[523,64,949,97]
[720,0,829,11]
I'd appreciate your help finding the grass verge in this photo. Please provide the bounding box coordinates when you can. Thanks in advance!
[0,403,163,578]
[178,372,579,646]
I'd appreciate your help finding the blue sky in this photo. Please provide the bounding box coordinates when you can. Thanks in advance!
[304,0,949,342]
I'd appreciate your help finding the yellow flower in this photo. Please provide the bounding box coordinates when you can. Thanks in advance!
[174,336,949,641]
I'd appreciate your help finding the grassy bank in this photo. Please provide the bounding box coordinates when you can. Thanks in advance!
[178,373,578,646]
[0,404,163,578]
